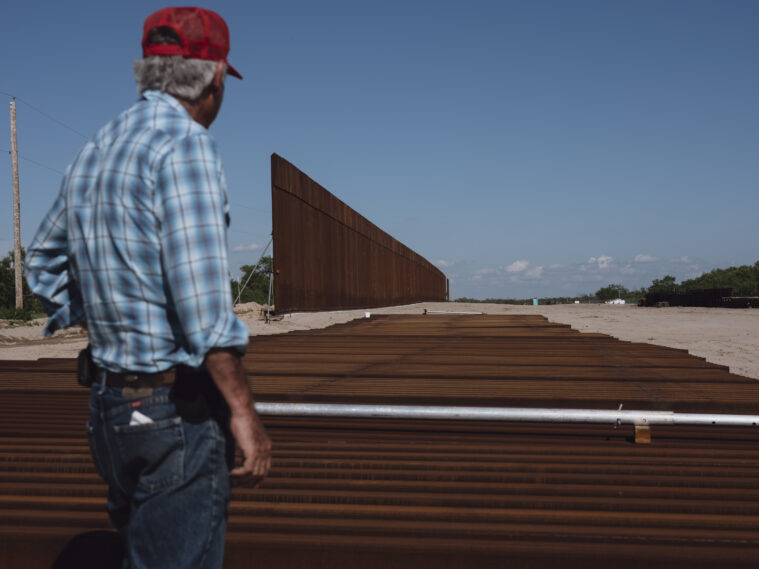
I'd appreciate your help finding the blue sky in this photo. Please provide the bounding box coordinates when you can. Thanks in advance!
[1,1,756,299]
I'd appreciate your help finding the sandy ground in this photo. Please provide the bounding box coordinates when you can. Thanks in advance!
[1,302,758,380]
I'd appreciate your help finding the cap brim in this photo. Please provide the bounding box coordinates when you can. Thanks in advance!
[227,62,242,79]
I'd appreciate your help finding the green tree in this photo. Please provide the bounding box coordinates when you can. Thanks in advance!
[680,262,759,296]
[0,250,44,319]
[0,252,15,309]
[648,275,679,295]
[595,283,629,302]
[232,256,274,305]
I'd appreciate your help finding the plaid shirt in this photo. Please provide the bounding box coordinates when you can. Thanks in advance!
[26,91,249,373]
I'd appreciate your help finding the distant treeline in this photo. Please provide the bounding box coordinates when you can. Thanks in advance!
[3,250,757,320]
[455,261,759,305]
[648,261,759,297]
[454,296,599,305]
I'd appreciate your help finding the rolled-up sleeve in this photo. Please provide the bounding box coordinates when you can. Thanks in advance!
[25,183,85,336]
[157,132,249,365]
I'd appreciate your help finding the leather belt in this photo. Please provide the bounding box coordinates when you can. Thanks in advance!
[98,368,176,388]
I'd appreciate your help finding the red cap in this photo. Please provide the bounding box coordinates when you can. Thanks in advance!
[142,7,242,79]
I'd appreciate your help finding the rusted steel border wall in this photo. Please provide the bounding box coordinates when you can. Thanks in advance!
[271,154,448,313]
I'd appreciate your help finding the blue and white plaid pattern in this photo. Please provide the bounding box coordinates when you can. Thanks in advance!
[26,91,249,372]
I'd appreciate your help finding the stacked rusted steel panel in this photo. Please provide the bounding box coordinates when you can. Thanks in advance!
[2,314,759,568]
[722,297,759,309]
[644,288,733,307]
[271,154,448,313]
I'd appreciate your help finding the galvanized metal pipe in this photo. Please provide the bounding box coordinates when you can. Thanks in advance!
[255,402,759,427]
[423,309,483,315]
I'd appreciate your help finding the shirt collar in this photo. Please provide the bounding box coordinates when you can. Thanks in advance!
[141,90,191,118]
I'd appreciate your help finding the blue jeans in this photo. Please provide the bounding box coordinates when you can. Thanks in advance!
[87,376,234,569]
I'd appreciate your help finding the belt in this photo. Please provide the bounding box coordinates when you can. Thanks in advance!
[97,368,176,388]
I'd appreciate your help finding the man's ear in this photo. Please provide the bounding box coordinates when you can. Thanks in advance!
[212,61,226,91]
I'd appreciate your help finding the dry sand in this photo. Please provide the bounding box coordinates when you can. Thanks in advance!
[1,302,758,380]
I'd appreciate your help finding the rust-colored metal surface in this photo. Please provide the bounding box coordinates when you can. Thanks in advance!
[2,314,759,568]
[271,154,448,313]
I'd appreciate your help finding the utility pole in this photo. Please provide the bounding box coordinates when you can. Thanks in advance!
[9,99,22,309]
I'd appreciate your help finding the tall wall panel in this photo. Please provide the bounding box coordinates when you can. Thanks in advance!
[271,154,448,313]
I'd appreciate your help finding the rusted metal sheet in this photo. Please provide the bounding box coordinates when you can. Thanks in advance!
[644,288,732,307]
[271,154,448,313]
[2,314,759,568]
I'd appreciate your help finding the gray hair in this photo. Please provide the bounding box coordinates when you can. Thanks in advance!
[133,56,225,101]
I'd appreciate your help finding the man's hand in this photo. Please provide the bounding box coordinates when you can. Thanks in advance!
[204,348,272,487]
[228,401,271,487]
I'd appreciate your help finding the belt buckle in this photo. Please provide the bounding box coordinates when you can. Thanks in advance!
[124,374,140,384]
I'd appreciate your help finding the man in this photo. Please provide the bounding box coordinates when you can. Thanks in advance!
[25,7,270,568]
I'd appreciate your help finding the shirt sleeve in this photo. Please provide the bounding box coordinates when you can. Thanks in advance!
[25,181,85,336]
[157,132,249,364]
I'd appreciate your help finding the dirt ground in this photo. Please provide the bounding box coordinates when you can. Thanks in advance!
[2,302,758,380]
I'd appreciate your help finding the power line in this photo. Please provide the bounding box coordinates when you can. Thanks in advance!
[234,237,273,305]
[1,149,66,176]
[0,92,272,204]
[1,91,89,140]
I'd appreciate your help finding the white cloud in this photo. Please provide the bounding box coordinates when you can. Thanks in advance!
[525,265,543,278]
[597,256,613,269]
[434,259,453,268]
[588,255,613,269]
[232,242,263,252]
[506,260,529,273]
[472,267,497,278]
[457,252,731,299]
[634,254,657,263]
[620,264,636,275]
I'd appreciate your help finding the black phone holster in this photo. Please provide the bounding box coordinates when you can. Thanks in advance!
[77,346,96,387]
